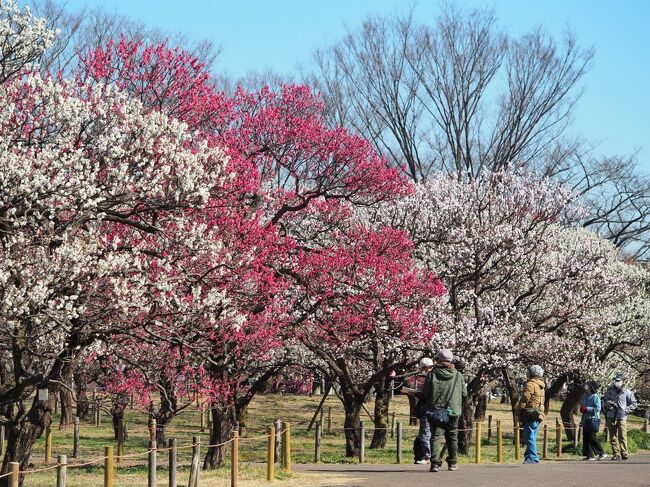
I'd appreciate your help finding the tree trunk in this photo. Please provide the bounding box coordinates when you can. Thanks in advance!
[370,378,390,449]
[502,369,521,427]
[154,382,177,446]
[560,379,585,442]
[337,386,365,458]
[73,371,89,420]
[59,383,74,429]
[474,393,488,421]
[1,394,54,485]
[544,373,569,414]
[458,373,484,454]
[236,402,249,436]
[203,408,235,469]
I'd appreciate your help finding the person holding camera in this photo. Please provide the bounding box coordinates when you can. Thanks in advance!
[516,365,545,464]
[603,373,637,460]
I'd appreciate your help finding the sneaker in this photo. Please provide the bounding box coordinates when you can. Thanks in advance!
[582,457,596,461]
[448,464,458,471]
[429,464,440,473]
[598,453,608,461]
[414,459,429,465]
[612,455,621,461]
[621,455,628,460]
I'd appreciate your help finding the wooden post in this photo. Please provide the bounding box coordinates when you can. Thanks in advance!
[556,419,563,458]
[45,423,53,464]
[148,441,157,487]
[487,415,493,442]
[72,417,79,458]
[231,430,239,487]
[514,420,521,461]
[149,418,157,443]
[396,421,403,464]
[644,411,649,434]
[496,420,503,463]
[390,411,396,439]
[188,436,200,487]
[389,379,395,400]
[117,418,125,465]
[200,408,205,432]
[274,418,281,464]
[9,462,18,487]
[314,423,321,463]
[168,439,177,487]
[267,425,275,482]
[474,422,481,464]
[543,424,549,460]
[319,408,324,429]
[96,400,102,427]
[281,422,291,473]
[57,454,67,487]
[574,425,581,452]
[327,406,332,432]
[359,421,365,463]
[104,446,114,487]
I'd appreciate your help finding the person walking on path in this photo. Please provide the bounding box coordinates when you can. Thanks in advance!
[580,381,606,461]
[516,365,545,464]
[405,358,435,464]
[603,372,637,460]
[421,348,467,473]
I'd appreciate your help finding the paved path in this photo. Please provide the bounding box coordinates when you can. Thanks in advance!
[295,455,650,487]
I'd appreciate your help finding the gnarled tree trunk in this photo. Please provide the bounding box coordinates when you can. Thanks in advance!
[370,377,390,449]
[1,394,54,486]
[544,373,569,415]
[73,371,89,420]
[560,378,585,442]
[59,382,74,429]
[203,407,235,469]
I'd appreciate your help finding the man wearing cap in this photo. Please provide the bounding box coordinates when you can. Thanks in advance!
[603,373,637,460]
[405,358,435,464]
[516,365,545,464]
[421,348,467,473]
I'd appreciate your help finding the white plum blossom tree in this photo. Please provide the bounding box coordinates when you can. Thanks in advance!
[0,71,229,473]
[363,172,631,451]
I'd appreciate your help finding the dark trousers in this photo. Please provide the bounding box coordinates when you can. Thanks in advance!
[429,416,459,466]
[582,429,604,458]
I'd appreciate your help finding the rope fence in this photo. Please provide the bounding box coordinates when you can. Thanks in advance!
[1,403,646,487]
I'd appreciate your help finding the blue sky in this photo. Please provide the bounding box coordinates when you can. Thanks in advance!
[51,1,650,169]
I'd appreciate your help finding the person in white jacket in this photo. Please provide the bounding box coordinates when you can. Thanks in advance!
[602,373,638,460]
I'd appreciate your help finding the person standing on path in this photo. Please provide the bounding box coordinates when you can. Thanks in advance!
[580,381,607,461]
[405,357,435,464]
[421,348,467,473]
[516,365,545,464]
[603,373,637,460]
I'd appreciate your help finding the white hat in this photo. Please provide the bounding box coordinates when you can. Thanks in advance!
[419,357,434,368]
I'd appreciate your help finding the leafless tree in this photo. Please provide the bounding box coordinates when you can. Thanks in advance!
[309,6,594,182]
[308,4,650,260]
[31,0,221,76]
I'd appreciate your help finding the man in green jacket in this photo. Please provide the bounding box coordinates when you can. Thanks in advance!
[421,348,467,472]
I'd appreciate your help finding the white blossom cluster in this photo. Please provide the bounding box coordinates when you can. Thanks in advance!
[0,0,57,81]
[364,172,633,384]
[0,71,230,385]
